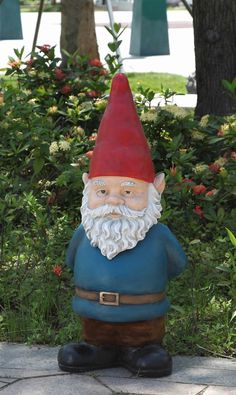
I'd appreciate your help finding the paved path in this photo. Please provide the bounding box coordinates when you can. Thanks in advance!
[0,10,195,76]
[0,10,196,107]
[0,343,235,394]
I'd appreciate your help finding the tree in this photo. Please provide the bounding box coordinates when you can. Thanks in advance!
[193,0,236,117]
[60,0,99,65]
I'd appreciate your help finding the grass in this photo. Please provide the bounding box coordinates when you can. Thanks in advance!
[126,72,187,94]
[21,5,61,12]
[1,72,187,96]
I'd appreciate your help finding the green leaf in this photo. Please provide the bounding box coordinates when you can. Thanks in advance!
[208,137,225,144]
[222,79,235,93]
[13,47,24,60]
[116,26,127,39]
[216,266,230,273]
[105,25,116,39]
[147,91,155,101]
[171,134,183,149]
[204,207,217,221]
[189,239,201,245]
[4,69,14,76]
[33,158,44,175]
[231,77,236,89]
[113,23,121,34]
[217,207,225,222]
[171,304,185,314]
[230,311,236,322]
[61,48,72,57]
[108,42,117,52]
[8,56,15,63]
[108,40,122,52]
[226,228,236,247]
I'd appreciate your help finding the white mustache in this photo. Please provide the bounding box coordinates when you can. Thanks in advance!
[86,204,146,219]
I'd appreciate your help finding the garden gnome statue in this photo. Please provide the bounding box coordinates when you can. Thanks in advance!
[58,73,187,377]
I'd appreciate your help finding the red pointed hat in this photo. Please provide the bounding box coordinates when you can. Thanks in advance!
[89,73,155,182]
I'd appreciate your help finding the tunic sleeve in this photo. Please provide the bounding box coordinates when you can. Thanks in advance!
[65,224,83,270]
[162,225,187,280]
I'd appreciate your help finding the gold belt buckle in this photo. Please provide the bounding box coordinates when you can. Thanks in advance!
[99,291,119,306]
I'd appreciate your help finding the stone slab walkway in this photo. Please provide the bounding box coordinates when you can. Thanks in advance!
[0,343,235,394]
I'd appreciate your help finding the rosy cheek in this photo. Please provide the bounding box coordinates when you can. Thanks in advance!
[88,193,99,209]
[89,191,108,208]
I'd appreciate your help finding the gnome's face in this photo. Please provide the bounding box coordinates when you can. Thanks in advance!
[87,176,149,213]
[80,174,165,260]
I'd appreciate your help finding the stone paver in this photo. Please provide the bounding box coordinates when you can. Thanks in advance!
[0,343,58,370]
[100,376,207,395]
[166,366,236,387]
[204,386,236,395]
[0,384,8,391]
[0,381,15,385]
[174,355,236,370]
[0,375,112,395]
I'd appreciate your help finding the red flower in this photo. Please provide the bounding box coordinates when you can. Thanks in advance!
[193,205,204,219]
[89,133,97,141]
[87,90,100,98]
[231,151,236,160]
[37,44,51,54]
[170,164,177,177]
[217,128,224,136]
[60,84,72,95]
[209,163,221,173]
[192,184,207,195]
[182,178,194,184]
[8,60,20,69]
[85,150,93,159]
[99,68,108,76]
[90,69,99,76]
[53,265,62,277]
[47,193,57,205]
[181,178,193,190]
[26,58,35,68]
[54,68,66,81]
[206,189,218,197]
[89,58,103,67]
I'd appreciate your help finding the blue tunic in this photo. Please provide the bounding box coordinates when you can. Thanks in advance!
[66,223,187,322]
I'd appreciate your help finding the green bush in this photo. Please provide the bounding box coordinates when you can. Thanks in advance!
[0,45,235,355]
[0,45,110,344]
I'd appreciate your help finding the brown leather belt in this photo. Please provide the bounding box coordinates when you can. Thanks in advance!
[75,287,165,306]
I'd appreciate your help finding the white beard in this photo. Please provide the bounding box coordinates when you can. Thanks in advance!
[81,183,162,260]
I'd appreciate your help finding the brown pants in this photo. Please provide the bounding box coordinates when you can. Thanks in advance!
[81,316,165,347]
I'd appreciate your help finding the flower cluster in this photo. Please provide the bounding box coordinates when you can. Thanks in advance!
[145,107,236,233]
[6,45,111,106]
[49,140,71,155]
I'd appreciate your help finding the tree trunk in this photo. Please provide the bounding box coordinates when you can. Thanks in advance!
[193,0,236,117]
[60,0,99,65]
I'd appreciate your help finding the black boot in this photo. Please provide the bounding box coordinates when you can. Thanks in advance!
[121,343,172,378]
[58,342,120,373]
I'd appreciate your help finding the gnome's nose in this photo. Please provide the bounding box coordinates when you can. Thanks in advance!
[106,193,124,206]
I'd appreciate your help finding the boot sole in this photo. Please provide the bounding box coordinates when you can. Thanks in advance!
[58,362,120,373]
[122,364,172,378]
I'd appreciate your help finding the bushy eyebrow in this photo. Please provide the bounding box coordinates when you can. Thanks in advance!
[121,181,136,186]
[92,179,105,186]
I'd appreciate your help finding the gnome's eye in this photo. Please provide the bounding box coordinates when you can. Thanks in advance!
[97,189,107,197]
[124,190,132,196]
